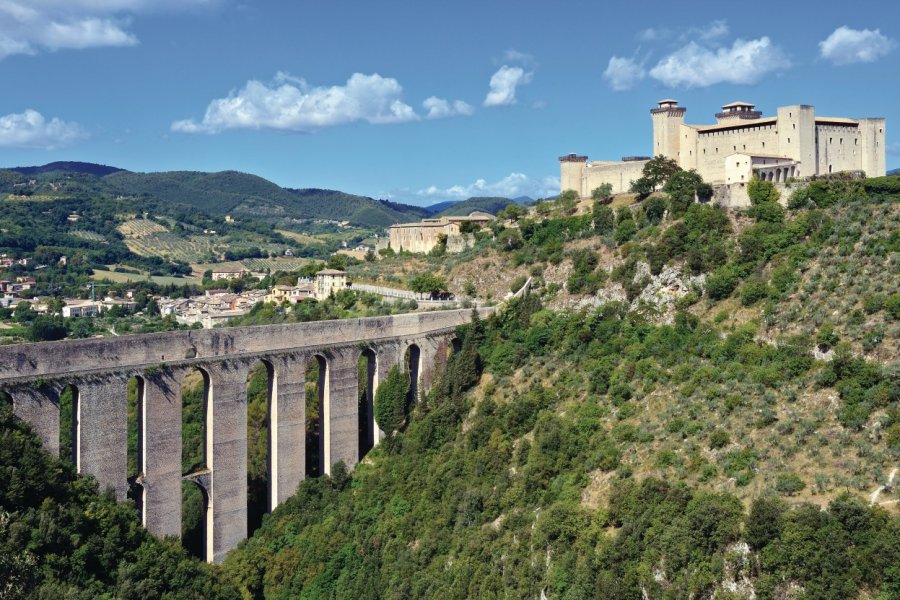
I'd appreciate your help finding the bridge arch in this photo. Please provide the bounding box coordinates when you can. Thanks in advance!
[59,383,79,466]
[358,347,378,459]
[404,343,422,405]
[246,358,276,535]
[180,367,211,559]
[0,390,11,409]
[182,477,211,561]
[127,374,146,515]
[305,354,329,477]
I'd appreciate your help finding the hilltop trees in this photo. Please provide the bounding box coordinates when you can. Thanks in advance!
[630,155,681,196]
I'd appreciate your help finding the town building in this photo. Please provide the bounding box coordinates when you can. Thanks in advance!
[314,269,348,299]
[211,266,250,281]
[560,100,886,205]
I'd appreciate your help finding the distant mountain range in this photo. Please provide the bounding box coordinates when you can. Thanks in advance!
[2,161,520,228]
[888,168,900,176]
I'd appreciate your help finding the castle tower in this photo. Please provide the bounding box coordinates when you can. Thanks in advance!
[776,105,816,178]
[650,99,686,163]
[558,153,587,197]
[858,118,886,178]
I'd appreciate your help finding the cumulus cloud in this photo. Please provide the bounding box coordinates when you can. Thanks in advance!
[819,26,896,65]
[483,65,533,107]
[649,37,788,88]
[603,56,646,91]
[0,0,214,59]
[417,172,559,200]
[173,72,422,133]
[0,109,85,149]
[422,97,474,120]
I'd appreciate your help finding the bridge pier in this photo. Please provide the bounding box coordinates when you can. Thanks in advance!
[268,355,306,510]
[77,377,129,501]
[323,348,360,475]
[206,362,249,564]
[141,370,184,539]
[10,385,59,459]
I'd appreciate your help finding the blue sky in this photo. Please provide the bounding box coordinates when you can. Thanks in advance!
[1,0,898,205]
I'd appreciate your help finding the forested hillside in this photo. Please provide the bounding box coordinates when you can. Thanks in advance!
[1,162,429,228]
[0,402,237,599]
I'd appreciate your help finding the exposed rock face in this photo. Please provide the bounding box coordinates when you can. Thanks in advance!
[630,262,705,323]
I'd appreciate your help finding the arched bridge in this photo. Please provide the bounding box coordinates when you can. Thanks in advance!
[0,308,485,562]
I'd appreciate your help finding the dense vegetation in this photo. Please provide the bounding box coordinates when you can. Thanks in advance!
[0,401,237,599]
[223,298,898,598]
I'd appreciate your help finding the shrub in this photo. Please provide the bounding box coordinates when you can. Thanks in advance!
[748,178,780,205]
[593,203,615,235]
[709,430,730,449]
[741,280,770,306]
[614,217,637,244]
[774,473,806,496]
[705,266,740,300]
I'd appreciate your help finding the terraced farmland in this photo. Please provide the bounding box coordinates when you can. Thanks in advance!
[124,232,221,263]
[70,230,107,243]
[117,218,168,237]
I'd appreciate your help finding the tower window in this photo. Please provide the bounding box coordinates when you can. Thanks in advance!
[788,138,791,144]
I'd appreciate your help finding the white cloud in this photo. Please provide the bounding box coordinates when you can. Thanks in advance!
[422,97,474,120]
[0,0,214,59]
[173,72,421,134]
[417,172,559,200]
[603,56,646,91]
[502,48,536,67]
[483,65,533,107]
[819,26,896,65]
[649,37,788,88]
[0,109,85,148]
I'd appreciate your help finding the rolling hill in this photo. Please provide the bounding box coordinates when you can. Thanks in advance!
[2,162,430,229]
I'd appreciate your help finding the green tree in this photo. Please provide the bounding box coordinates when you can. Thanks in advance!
[409,272,447,295]
[27,315,67,342]
[374,365,410,435]
[591,183,613,202]
[664,169,713,217]
[630,155,681,195]
[592,203,615,235]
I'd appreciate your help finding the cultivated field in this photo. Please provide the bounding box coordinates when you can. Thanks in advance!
[92,268,201,286]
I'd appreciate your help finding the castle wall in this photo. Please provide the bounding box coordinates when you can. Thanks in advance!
[777,105,816,177]
[583,160,648,195]
[816,123,863,175]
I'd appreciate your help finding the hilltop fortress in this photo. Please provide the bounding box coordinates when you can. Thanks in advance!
[560,100,886,205]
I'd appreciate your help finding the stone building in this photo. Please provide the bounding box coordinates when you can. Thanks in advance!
[560,100,886,200]
[387,212,495,254]
[314,269,348,299]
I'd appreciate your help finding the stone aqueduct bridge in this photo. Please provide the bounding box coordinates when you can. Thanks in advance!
[0,308,486,562]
